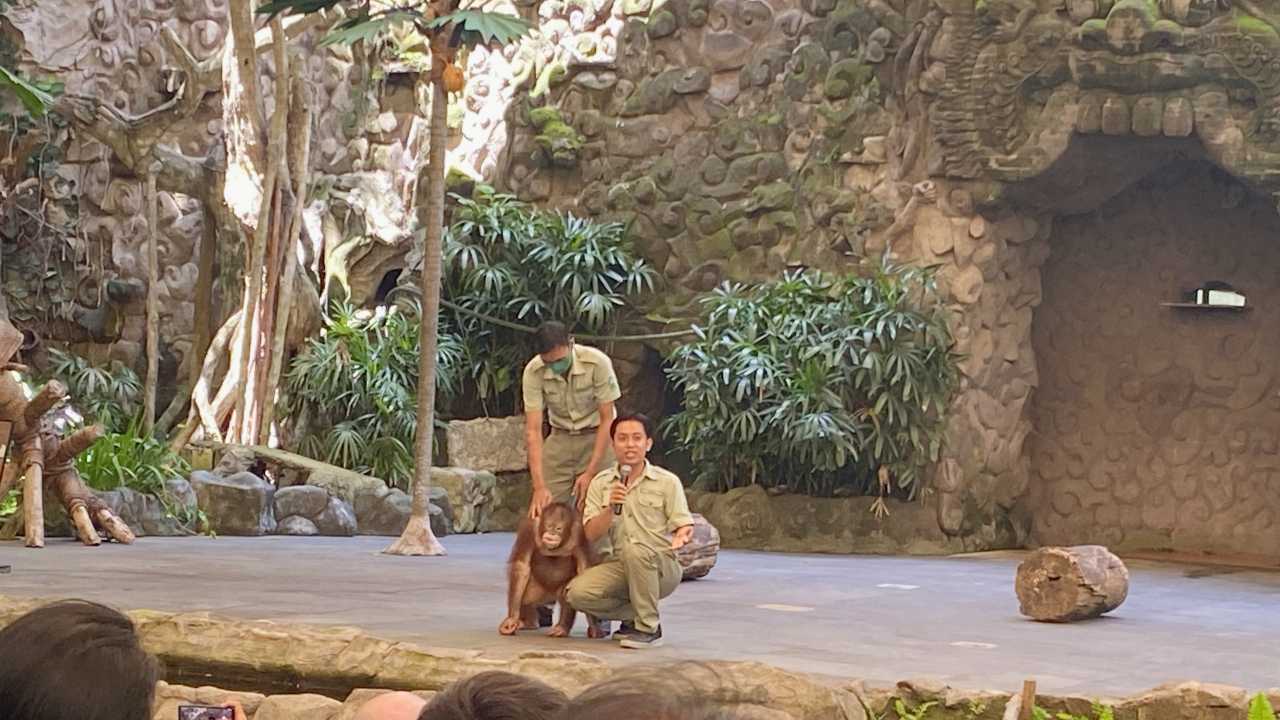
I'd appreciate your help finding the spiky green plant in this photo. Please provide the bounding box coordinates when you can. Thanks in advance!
[282,301,462,488]
[1249,694,1277,720]
[44,349,141,433]
[664,261,959,499]
[438,187,657,415]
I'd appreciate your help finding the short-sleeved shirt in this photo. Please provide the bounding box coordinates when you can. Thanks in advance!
[522,343,621,431]
[583,461,694,559]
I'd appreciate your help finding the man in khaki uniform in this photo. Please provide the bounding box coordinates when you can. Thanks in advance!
[566,413,694,648]
[523,321,620,518]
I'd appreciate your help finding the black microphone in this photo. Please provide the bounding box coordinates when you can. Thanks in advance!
[612,464,632,515]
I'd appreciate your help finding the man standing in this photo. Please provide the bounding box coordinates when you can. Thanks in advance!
[566,413,694,648]
[523,321,620,518]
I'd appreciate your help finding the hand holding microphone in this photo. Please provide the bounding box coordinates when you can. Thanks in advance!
[611,464,632,515]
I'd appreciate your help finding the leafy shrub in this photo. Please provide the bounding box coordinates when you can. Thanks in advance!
[282,301,462,488]
[0,489,16,520]
[664,263,959,499]
[76,419,191,495]
[1250,693,1278,720]
[438,188,657,415]
[44,349,140,433]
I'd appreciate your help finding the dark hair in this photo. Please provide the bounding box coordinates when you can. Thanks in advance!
[533,321,571,355]
[560,664,790,720]
[0,600,160,720]
[418,671,567,720]
[610,412,655,439]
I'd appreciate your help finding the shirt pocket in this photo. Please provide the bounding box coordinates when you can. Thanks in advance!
[571,378,597,416]
[629,489,666,529]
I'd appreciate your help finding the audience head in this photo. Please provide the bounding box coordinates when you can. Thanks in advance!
[355,691,429,720]
[418,671,567,720]
[0,599,160,720]
[559,664,797,720]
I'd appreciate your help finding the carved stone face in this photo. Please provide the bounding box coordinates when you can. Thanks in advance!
[933,0,1280,198]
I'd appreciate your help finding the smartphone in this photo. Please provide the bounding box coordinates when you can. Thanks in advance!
[177,705,235,720]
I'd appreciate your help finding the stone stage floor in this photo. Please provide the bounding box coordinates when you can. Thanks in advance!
[1,534,1277,696]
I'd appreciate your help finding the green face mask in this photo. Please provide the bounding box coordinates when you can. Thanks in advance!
[548,356,572,376]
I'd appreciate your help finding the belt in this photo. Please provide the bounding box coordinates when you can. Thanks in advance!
[551,425,598,436]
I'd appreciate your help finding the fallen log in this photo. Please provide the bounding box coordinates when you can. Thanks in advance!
[1015,545,1129,622]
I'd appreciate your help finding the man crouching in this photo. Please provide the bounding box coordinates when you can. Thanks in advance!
[565,412,693,649]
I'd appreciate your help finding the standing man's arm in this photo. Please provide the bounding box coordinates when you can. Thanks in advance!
[574,354,622,508]
[523,361,551,519]
[575,400,615,508]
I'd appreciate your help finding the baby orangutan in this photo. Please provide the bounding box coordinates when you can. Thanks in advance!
[500,502,595,637]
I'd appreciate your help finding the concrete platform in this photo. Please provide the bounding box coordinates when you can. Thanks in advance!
[1,534,1277,696]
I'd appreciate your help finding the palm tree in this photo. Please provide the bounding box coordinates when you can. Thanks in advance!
[259,0,530,555]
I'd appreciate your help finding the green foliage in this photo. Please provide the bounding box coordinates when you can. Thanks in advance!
[893,699,936,720]
[440,188,657,415]
[283,302,462,488]
[44,349,140,434]
[0,65,58,117]
[426,9,532,47]
[76,418,191,497]
[258,0,531,51]
[664,263,959,498]
[1249,693,1278,720]
[0,489,16,519]
[1031,702,1115,720]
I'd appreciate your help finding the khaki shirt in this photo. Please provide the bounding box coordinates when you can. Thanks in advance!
[583,462,694,559]
[522,344,621,431]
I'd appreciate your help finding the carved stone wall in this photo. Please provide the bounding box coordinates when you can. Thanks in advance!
[7,0,1280,556]
[1028,158,1280,558]
[487,0,903,316]
[1,0,423,375]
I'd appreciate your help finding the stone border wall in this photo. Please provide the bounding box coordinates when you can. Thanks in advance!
[2,596,1274,720]
[687,485,1023,555]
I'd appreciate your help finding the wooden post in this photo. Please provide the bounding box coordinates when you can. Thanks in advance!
[144,167,160,433]
[21,441,43,549]
[1018,680,1036,720]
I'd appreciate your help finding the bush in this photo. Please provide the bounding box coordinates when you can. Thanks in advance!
[282,301,463,488]
[663,263,959,499]
[76,418,191,495]
[44,348,140,434]
[437,188,657,416]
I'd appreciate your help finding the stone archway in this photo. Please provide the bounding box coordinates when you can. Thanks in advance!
[1023,151,1280,558]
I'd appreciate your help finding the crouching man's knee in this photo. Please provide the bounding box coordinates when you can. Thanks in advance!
[619,542,659,569]
[565,578,587,608]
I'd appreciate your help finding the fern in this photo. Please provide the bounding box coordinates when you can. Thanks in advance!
[893,699,937,720]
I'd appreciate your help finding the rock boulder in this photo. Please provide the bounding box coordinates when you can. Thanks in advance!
[314,497,357,536]
[277,516,320,536]
[275,485,330,519]
[445,416,528,473]
[189,470,276,536]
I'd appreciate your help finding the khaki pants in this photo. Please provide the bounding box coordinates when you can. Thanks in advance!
[565,543,682,633]
[542,429,614,505]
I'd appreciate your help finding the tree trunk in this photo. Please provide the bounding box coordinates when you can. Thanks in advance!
[384,39,452,558]
[1015,545,1129,622]
[261,94,312,445]
[143,168,161,433]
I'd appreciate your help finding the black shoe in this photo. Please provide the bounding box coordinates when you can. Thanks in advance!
[619,625,663,649]
[537,606,554,628]
[611,621,637,642]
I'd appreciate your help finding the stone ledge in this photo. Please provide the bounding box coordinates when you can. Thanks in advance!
[687,486,1021,555]
[2,595,1274,720]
